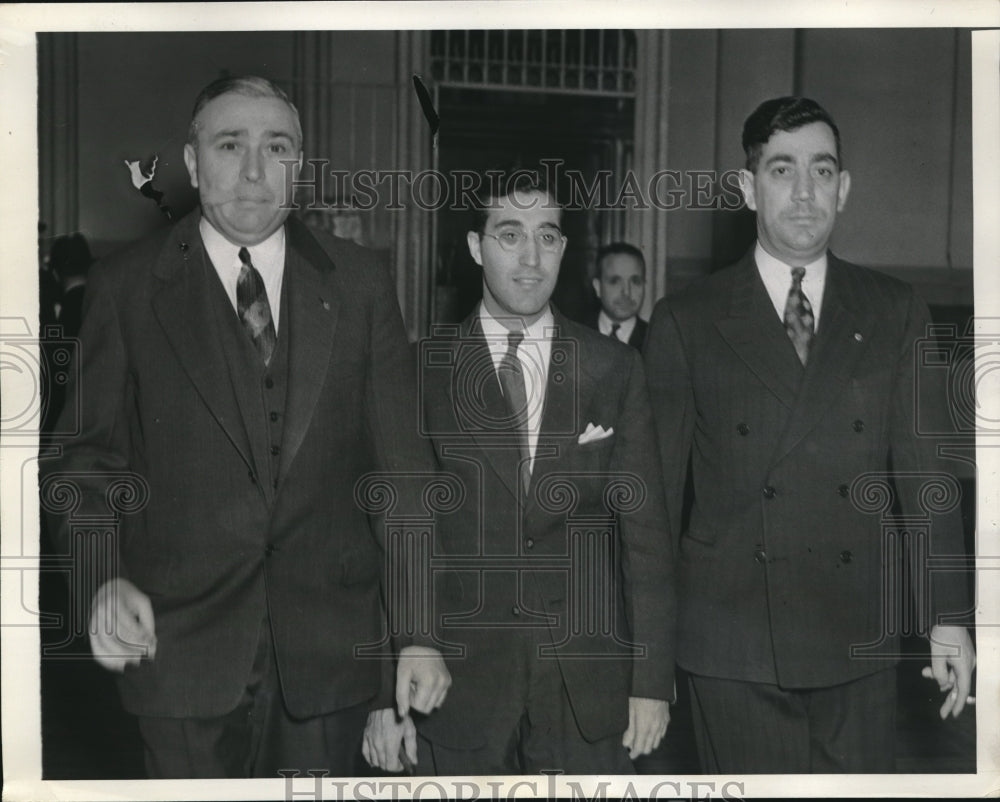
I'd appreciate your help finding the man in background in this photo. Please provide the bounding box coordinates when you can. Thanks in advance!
[644,96,975,773]
[586,241,648,352]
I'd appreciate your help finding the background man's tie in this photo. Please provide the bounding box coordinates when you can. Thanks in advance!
[610,322,622,341]
[237,247,277,366]
[784,266,815,365]
[496,330,531,498]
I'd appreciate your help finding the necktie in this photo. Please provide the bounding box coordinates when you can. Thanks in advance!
[237,247,277,366]
[610,322,621,341]
[496,330,531,498]
[784,267,814,366]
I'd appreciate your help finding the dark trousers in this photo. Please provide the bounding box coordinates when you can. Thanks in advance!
[136,615,369,778]
[688,667,897,773]
[417,642,633,776]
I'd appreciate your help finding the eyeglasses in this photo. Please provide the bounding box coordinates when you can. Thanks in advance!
[482,228,566,253]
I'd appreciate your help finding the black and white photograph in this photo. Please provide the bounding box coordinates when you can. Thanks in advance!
[1,2,998,799]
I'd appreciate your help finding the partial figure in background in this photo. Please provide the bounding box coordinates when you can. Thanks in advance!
[644,96,975,773]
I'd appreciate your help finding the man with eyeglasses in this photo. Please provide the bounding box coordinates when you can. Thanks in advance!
[365,169,675,775]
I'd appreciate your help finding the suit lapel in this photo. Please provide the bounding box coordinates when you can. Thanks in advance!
[527,313,579,512]
[150,213,255,471]
[715,252,803,410]
[277,217,340,480]
[772,255,875,462]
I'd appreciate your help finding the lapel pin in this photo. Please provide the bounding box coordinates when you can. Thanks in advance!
[320,298,330,311]
[853,332,863,342]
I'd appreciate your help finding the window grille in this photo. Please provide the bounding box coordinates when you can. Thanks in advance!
[430,30,637,97]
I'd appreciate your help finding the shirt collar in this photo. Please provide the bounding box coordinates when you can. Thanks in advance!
[478,302,555,343]
[754,241,827,284]
[199,217,285,273]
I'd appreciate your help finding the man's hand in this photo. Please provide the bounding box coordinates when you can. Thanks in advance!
[89,578,157,673]
[622,696,670,760]
[363,707,417,773]
[396,645,451,717]
[923,624,976,719]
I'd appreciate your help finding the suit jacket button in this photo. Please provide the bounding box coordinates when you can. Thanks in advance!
[265,377,275,389]
[838,484,850,497]
[762,485,776,499]
[525,538,535,550]
[840,550,853,563]
[853,419,865,432]
[737,423,750,436]
[265,544,275,556]
[754,549,767,564]
[511,605,521,617]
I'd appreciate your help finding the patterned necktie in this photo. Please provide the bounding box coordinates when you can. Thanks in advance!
[237,247,277,366]
[496,330,531,498]
[610,322,622,341]
[784,267,815,366]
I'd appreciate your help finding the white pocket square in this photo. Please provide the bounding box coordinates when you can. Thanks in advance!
[577,423,614,445]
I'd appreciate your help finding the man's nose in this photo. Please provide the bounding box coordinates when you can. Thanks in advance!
[520,234,540,266]
[794,172,815,200]
[242,148,263,182]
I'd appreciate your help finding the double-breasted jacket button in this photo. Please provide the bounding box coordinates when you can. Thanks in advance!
[838,484,850,497]
[265,377,275,389]
[737,423,750,436]
[511,606,521,617]
[525,538,535,550]
[840,550,853,564]
[853,419,865,433]
[762,485,776,499]
[265,543,276,556]
[754,549,767,564]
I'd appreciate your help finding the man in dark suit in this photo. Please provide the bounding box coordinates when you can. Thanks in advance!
[381,170,675,775]
[585,242,649,352]
[42,76,448,778]
[644,96,975,773]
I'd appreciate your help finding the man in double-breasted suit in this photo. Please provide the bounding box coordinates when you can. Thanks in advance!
[644,96,975,772]
[382,171,675,775]
[42,76,448,778]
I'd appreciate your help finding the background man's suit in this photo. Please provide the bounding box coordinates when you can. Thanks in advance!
[583,309,648,352]
[415,308,674,771]
[644,248,971,766]
[45,211,427,752]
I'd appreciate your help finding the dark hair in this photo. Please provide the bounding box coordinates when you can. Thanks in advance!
[188,75,302,147]
[470,166,560,233]
[742,96,842,173]
[48,233,93,280]
[596,242,645,279]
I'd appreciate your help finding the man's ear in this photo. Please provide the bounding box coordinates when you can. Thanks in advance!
[183,144,199,190]
[738,168,757,212]
[466,231,483,266]
[837,170,851,212]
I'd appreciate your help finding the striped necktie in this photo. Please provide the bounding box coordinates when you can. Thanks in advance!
[783,267,815,366]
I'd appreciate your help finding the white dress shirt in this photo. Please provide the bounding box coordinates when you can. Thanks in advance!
[479,303,555,470]
[754,241,827,331]
[200,218,286,333]
[597,310,638,343]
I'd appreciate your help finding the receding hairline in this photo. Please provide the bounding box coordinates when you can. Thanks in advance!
[187,77,303,147]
